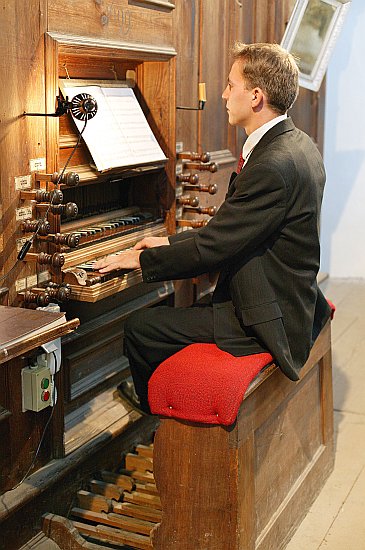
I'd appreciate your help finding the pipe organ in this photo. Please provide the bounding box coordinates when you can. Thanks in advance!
[0,6,182,521]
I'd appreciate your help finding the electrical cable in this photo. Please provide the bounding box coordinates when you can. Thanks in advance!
[0,118,88,287]
[0,263,21,285]
[17,118,88,261]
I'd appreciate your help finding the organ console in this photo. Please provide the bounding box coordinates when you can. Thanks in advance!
[1,36,178,533]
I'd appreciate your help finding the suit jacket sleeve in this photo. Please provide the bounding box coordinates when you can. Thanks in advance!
[140,163,287,283]
[168,229,198,244]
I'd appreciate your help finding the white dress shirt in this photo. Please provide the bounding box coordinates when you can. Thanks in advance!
[241,113,288,164]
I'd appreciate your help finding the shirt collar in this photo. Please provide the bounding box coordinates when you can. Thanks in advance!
[242,113,288,162]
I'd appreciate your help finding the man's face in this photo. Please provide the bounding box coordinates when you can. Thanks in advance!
[222,60,254,130]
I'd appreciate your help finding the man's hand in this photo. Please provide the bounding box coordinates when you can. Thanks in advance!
[94,237,169,274]
[133,236,169,250]
[94,249,142,273]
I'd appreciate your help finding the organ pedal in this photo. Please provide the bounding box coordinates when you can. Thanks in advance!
[42,443,161,549]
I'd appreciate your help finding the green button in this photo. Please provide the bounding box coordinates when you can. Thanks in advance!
[41,377,49,389]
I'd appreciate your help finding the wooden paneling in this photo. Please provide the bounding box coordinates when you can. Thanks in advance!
[245,0,287,46]
[174,0,240,160]
[47,0,174,48]
[173,0,199,154]
[0,0,47,304]
[255,366,322,533]
[200,0,236,156]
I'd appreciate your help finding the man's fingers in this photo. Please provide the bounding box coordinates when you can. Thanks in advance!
[133,237,169,250]
[133,240,146,250]
[94,258,111,269]
[95,250,141,272]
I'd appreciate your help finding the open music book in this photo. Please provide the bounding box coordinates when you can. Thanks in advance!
[60,81,167,172]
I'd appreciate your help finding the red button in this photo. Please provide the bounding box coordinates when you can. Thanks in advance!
[42,390,50,402]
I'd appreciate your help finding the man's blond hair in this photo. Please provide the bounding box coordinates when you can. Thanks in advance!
[232,42,299,114]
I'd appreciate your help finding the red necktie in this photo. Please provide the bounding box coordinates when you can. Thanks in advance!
[236,152,245,173]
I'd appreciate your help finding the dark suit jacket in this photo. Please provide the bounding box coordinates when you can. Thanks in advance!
[140,118,332,381]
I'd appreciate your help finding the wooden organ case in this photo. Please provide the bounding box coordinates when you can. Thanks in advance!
[32,16,175,444]
[28,15,176,453]
[0,3,177,547]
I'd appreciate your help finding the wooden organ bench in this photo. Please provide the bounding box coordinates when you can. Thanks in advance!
[149,318,334,550]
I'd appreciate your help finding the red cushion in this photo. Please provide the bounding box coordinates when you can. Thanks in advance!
[148,344,273,426]
[327,299,336,320]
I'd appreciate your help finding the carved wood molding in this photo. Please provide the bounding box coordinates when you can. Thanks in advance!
[47,31,177,60]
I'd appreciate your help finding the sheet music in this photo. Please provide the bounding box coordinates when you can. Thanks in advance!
[62,84,167,172]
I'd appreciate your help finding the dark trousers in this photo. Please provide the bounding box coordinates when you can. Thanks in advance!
[124,305,216,412]
[124,303,266,413]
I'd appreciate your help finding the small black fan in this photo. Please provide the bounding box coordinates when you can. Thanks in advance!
[70,93,98,121]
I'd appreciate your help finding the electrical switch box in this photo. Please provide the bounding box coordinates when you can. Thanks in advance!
[21,364,52,412]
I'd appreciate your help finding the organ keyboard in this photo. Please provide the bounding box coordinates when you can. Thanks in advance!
[20,163,167,304]
[58,208,167,302]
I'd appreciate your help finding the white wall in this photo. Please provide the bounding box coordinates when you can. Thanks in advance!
[321,0,365,278]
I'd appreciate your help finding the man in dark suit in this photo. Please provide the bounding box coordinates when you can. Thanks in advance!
[95,42,331,414]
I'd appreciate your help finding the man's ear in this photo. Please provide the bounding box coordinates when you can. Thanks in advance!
[251,87,263,102]
[252,88,265,110]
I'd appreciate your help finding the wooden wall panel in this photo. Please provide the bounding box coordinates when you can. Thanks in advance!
[0,0,47,303]
[47,0,174,49]
[200,0,233,155]
[174,0,242,160]
[173,0,200,153]
[140,59,177,232]
[241,0,296,50]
